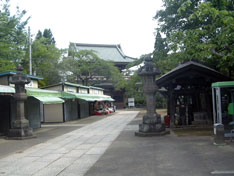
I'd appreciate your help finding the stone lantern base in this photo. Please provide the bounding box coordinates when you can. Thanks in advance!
[135,130,170,137]
[135,114,170,137]
[7,119,34,140]
[7,128,34,140]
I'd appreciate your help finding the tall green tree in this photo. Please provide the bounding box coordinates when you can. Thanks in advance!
[154,0,234,77]
[60,48,126,89]
[30,33,61,86]
[153,31,175,75]
[124,73,145,106]
[35,30,42,40]
[0,0,29,72]
[42,29,56,45]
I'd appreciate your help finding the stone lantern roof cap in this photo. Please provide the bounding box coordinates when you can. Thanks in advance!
[138,56,161,76]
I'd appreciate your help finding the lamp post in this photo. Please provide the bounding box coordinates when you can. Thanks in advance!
[135,56,169,136]
[8,65,33,139]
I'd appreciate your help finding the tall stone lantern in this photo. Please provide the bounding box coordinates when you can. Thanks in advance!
[8,65,33,139]
[135,56,168,136]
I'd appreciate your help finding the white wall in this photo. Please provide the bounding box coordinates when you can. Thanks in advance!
[44,104,63,122]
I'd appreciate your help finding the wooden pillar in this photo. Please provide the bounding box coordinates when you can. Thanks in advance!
[169,85,175,128]
[167,95,170,115]
[205,90,212,124]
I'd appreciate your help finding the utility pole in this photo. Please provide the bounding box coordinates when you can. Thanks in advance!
[28,27,32,75]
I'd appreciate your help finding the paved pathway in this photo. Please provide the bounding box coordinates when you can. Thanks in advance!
[0,111,138,176]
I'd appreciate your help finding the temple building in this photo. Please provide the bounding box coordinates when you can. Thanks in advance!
[156,61,231,127]
[69,43,136,108]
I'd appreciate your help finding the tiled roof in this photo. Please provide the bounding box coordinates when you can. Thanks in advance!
[70,43,136,63]
[0,71,43,80]
[156,61,230,87]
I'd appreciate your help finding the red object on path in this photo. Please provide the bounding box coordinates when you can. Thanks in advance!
[94,111,104,115]
[164,115,170,128]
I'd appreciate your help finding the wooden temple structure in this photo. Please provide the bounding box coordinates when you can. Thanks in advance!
[69,43,136,109]
[156,61,231,127]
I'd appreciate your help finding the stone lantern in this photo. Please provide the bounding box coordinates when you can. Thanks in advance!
[8,65,33,139]
[135,56,169,136]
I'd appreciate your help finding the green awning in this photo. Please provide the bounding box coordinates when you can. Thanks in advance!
[26,88,64,104]
[32,96,64,104]
[75,93,115,102]
[62,92,115,102]
[212,81,234,88]
[103,96,115,102]
[0,85,15,94]
[61,91,77,99]
[26,88,62,97]
[71,93,98,102]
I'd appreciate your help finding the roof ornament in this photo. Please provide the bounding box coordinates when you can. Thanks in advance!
[138,55,161,76]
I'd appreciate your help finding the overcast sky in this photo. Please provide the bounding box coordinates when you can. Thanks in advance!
[11,0,163,58]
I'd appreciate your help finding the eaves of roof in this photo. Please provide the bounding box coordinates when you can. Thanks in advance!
[41,82,89,89]
[0,71,43,80]
[71,42,136,63]
[156,61,230,87]
[89,86,104,91]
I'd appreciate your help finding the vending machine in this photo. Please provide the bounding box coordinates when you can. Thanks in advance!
[212,81,234,138]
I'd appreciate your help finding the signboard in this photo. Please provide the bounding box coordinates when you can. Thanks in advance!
[128,98,135,108]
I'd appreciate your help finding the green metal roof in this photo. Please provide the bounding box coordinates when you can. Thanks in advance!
[0,85,15,94]
[62,92,114,102]
[32,96,64,104]
[26,88,64,104]
[0,71,43,80]
[212,81,234,88]
[89,86,104,91]
[26,88,62,97]
[64,82,89,89]
[61,91,77,99]
[41,82,89,89]
[71,43,135,63]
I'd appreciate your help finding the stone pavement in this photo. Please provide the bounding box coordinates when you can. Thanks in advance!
[1,110,234,176]
[86,118,234,176]
[0,114,109,159]
[0,111,138,176]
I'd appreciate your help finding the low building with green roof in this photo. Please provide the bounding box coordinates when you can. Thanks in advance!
[42,81,90,94]
[0,71,43,88]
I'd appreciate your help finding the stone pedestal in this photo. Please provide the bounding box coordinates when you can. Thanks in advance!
[135,56,169,137]
[7,65,34,139]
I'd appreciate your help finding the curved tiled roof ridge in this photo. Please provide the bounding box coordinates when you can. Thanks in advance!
[70,42,135,63]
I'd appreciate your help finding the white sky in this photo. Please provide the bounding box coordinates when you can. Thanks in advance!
[10,0,163,58]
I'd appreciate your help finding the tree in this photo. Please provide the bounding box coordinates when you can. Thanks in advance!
[60,48,126,89]
[30,37,62,86]
[153,31,174,75]
[124,73,145,106]
[0,0,29,71]
[42,29,56,45]
[154,0,234,77]
[35,30,42,40]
